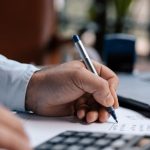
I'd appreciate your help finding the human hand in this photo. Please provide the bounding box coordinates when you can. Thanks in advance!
[26,60,119,123]
[0,106,32,150]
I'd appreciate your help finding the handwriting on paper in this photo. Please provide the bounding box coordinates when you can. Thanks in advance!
[109,123,150,134]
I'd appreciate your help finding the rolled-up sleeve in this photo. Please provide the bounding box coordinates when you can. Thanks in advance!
[0,55,39,111]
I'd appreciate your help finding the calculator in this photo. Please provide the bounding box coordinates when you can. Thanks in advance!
[35,131,150,150]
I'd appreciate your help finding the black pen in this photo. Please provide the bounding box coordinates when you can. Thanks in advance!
[72,35,118,123]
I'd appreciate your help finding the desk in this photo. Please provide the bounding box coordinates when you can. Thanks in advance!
[20,57,150,148]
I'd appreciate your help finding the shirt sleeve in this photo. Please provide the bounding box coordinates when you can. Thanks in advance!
[0,55,39,111]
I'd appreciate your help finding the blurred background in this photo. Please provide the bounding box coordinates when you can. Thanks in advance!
[0,0,149,72]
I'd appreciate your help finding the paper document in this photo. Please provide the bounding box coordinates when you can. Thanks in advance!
[109,122,150,133]
[18,107,150,147]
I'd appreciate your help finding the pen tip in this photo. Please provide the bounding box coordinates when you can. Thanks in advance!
[116,120,118,123]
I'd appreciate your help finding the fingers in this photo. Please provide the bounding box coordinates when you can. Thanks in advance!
[75,96,89,119]
[110,87,119,109]
[73,60,119,108]
[0,106,31,150]
[98,107,110,123]
[92,60,119,90]
[76,105,109,123]
[86,111,99,123]
[75,96,109,123]
[0,124,31,150]
[0,106,29,141]
[92,61,119,108]
[73,68,114,107]
[77,105,89,119]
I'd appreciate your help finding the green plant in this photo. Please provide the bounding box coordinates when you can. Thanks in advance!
[113,0,133,32]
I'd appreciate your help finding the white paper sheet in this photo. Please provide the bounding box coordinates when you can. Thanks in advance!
[18,107,150,147]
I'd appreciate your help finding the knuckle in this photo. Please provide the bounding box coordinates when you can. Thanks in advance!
[115,75,119,85]
[72,60,85,69]
[99,83,114,106]
[72,67,84,78]
[105,92,114,106]
[101,80,109,90]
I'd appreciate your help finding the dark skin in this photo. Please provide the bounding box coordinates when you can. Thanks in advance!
[0,60,119,150]
[26,60,119,123]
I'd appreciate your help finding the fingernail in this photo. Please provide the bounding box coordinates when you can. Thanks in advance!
[99,112,109,123]
[105,94,114,107]
[112,89,119,109]
[86,116,93,123]
[77,110,85,119]
[86,111,98,123]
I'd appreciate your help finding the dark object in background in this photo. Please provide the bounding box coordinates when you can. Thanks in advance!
[113,0,133,33]
[103,34,136,73]
[88,0,106,57]
[0,0,56,64]
[118,95,150,118]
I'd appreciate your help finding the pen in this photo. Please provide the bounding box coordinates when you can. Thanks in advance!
[72,34,118,123]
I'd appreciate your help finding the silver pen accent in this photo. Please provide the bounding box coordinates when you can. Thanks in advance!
[72,35,118,123]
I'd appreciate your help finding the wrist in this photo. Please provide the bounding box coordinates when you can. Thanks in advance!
[25,71,39,112]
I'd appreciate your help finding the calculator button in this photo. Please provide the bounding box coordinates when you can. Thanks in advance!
[127,137,142,147]
[84,146,99,150]
[49,136,63,143]
[95,139,111,147]
[35,131,145,150]
[79,138,95,145]
[122,135,134,141]
[103,147,115,150]
[36,143,52,150]
[64,137,78,144]
[76,132,89,137]
[105,134,121,140]
[123,147,141,150]
[111,140,125,148]
[67,145,83,150]
[90,132,105,138]
[61,131,76,136]
[51,144,67,150]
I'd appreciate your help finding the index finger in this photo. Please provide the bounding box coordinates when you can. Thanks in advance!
[92,60,119,90]
[92,61,119,108]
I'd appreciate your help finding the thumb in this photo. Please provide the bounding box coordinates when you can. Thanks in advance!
[73,68,114,107]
